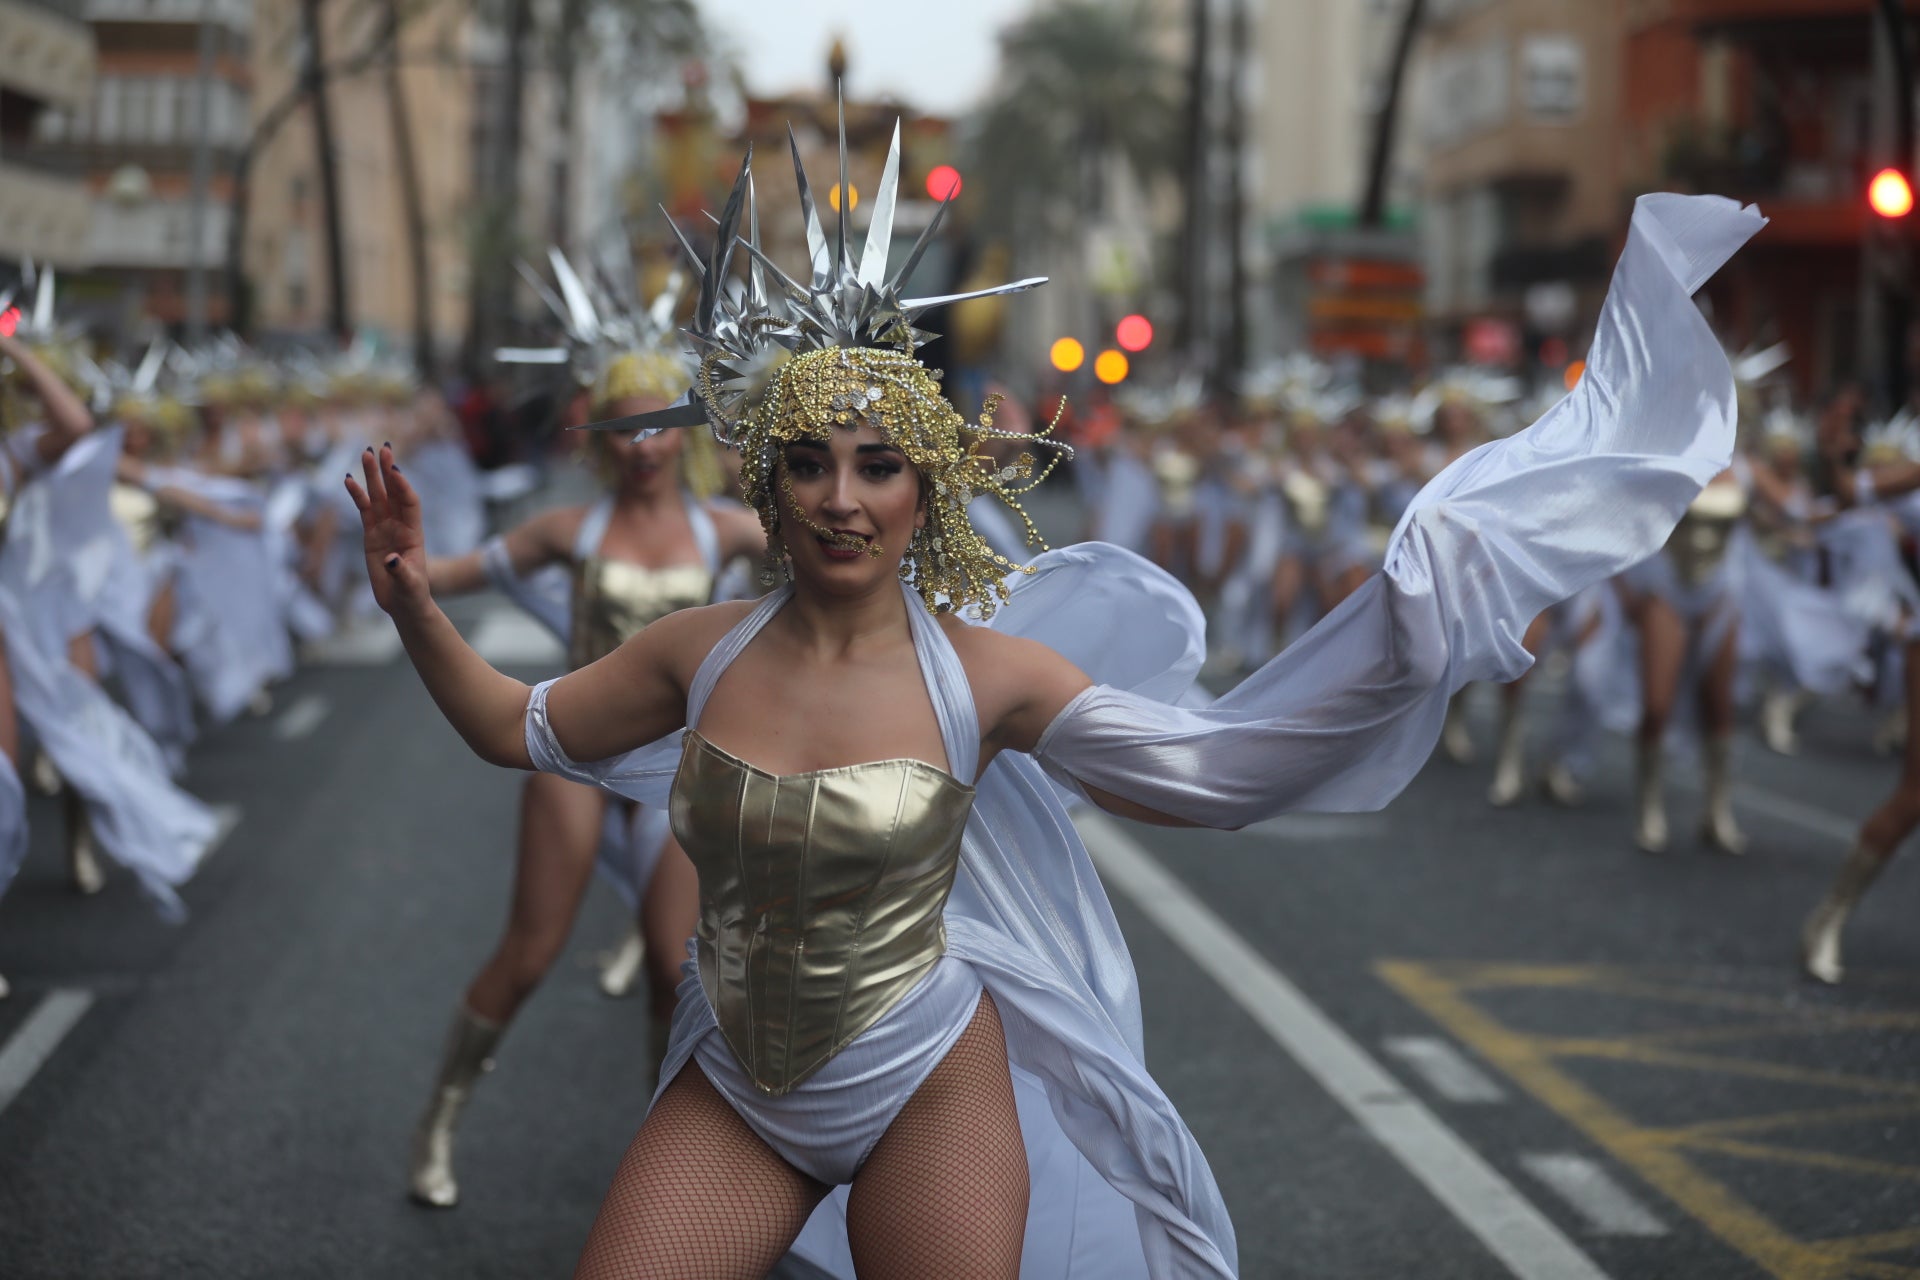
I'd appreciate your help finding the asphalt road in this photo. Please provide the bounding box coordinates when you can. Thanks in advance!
[1,576,1915,1278]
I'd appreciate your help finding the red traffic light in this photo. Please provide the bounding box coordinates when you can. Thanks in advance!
[1115,314,1153,352]
[1870,168,1914,219]
[926,165,963,202]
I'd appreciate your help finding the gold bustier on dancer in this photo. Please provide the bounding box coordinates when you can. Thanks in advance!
[111,482,163,554]
[1669,483,1747,588]
[567,558,710,669]
[669,731,975,1096]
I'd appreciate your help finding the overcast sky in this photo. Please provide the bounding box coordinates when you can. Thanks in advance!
[701,0,1037,115]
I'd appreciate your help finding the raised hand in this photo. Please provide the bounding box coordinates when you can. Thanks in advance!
[345,444,431,618]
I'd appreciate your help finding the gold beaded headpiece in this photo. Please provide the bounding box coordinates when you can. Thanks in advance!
[583,92,1067,616]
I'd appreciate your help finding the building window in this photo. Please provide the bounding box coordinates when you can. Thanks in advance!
[1520,35,1584,123]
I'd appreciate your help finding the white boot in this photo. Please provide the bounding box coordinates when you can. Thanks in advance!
[1875,707,1908,757]
[408,1003,505,1208]
[1442,689,1475,765]
[1760,688,1801,756]
[1801,843,1890,985]
[1487,698,1526,807]
[66,795,104,896]
[29,750,62,796]
[1541,761,1585,807]
[1635,739,1668,854]
[598,922,645,998]
[1700,735,1747,855]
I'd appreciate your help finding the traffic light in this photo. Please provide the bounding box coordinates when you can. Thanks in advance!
[1116,314,1153,352]
[1871,168,1914,219]
[1050,338,1085,372]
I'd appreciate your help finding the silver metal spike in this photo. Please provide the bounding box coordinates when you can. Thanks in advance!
[900,277,1050,317]
[573,398,710,433]
[515,259,571,330]
[132,339,166,393]
[32,265,54,334]
[548,248,601,341]
[659,206,709,280]
[788,124,829,286]
[859,119,902,289]
[647,270,684,334]
[494,347,571,365]
[747,170,766,307]
[886,188,956,295]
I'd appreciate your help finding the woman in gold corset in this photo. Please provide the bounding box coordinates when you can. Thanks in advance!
[349,131,1761,1276]
[399,355,761,1209]
[1614,468,1750,854]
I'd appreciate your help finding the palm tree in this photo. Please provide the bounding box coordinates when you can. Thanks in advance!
[965,0,1179,246]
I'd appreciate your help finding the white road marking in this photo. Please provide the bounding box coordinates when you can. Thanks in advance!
[1241,813,1392,841]
[1521,1154,1669,1237]
[271,694,331,741]
[0,989,95,1118]
[1076,810,1613,1280]
[301,618,403,666]
[1383,1035,1510,1104]
[467,608,565,666]
[1730,785,1855,843]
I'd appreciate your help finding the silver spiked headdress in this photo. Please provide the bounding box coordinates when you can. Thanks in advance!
[581,89,1048,444]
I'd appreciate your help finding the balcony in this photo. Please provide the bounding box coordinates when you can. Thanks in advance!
[0,0,97,112]
[0,158,92,265]
[86,195,229,270]
[85,0,251,31]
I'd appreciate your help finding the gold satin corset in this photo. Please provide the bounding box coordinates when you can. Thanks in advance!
[111,482,163,554]
[669,731,976,1096]
[566,558,711,669]
[1669,482,1748,588]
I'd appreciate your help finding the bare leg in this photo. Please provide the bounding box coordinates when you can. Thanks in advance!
[572,1064,829,1279]
[146,577,178,655]
[465,771,608,1022]
[1489,612,1552,807]
[1634,595,1685,853]
[1270,554,1304,647]
[846,993,1029,1280]
[66,630,99,682]
[411,770,607,1207]
[1804,640,1920,982]
[1697,615,1746,853]
[58,631,104,892]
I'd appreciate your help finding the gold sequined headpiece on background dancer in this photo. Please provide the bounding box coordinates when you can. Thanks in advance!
[580,91,1068,617]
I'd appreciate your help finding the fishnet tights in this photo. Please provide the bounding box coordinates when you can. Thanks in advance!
[846,992,1029,1279]
[573,1064,829,1279]
[571,994,1029,1279]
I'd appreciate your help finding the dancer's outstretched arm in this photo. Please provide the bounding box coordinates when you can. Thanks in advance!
[0,332,92,462]
[426,503,579,597]
[347,444,690,769]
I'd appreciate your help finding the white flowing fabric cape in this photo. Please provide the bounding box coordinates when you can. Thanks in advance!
[0,431,220,915]
[521,193,1762,1277]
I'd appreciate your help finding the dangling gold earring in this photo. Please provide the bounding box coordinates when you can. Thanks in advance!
[761,528,785,587]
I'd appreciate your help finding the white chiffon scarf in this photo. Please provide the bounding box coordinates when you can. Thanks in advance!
[521,193,1763,1277]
